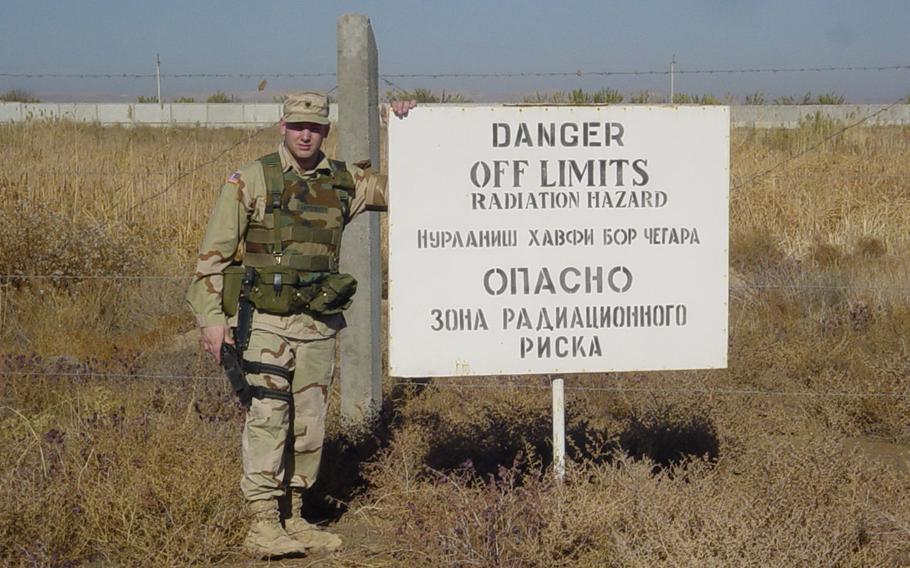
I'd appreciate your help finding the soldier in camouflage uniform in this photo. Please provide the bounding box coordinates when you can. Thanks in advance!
[186,92,414,559]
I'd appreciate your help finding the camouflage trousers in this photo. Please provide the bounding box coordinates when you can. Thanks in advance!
[240,328,335,501]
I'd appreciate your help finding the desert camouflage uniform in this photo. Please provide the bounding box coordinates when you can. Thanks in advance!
[186,142,386,501]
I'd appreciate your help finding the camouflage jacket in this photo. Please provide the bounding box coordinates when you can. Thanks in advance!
[186,142,387,340]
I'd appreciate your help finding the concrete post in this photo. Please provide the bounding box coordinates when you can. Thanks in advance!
[337,13,382,425]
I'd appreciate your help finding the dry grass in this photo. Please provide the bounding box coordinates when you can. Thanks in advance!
[1,117,909,566]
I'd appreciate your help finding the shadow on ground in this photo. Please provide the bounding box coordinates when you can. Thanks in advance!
[418,411,720,478]
[303,383,721,524]
[302,397,400,523]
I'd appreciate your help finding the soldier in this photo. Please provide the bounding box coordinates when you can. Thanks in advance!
[186,92,415,559]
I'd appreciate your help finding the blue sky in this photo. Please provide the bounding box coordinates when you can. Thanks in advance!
[0,0,907,102]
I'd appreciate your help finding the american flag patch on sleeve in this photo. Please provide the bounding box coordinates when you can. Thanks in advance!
[226,171,242,185]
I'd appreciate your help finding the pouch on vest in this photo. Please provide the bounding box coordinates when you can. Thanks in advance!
[304,273,358,315]
[244,268,357,316]
[222,265,246,317]
[246,265,301,315]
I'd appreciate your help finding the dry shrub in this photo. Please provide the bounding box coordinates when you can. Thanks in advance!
[0,279,190,360]
[1,122,909,566]
[0,205,147,283]
[854,235,886,258]
[397,384,553,476]
[0,377,245,566]
[730,228,787,273]
[360,432,908,567]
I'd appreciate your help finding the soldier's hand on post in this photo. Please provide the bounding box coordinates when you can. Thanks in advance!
[390,99,417,118]
[382,100,417,123]
[201,325,234,364]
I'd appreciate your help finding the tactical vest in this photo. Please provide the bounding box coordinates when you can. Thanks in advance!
[242,152,355,273]
[222,155,360,381]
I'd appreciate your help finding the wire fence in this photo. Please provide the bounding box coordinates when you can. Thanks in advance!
[0,267,907,400]
[2,64,909,80]
[1,97,906,198]
[0,273,908,294]
[1,369,907,400]
[0,96,906,289]
[1,70,908,403]
[390,381,910,399]
[3,169,907,182]
[0,72,337,79]
[0,92,902,246]
[120,121,278,212]
[3,62,908,107]
[385,64,910,79]
[730,98,909,190]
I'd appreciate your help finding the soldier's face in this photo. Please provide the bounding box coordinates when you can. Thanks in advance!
[281,120,329,162]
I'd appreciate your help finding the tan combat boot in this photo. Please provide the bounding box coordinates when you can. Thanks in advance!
[284,491,343,553]
[244,499,308,559]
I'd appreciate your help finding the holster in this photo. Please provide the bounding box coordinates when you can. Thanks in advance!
[220,343,292,408]
[221,268,294,408]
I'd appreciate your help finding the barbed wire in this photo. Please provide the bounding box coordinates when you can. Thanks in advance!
[4,171,188,179]
[0,370,219,380]
[106,90,904,232]
[0,72,336,79]
[732,97,909,189]
[753,174,908,182]
[382,64,910,79]
[0,122,277,127]
[391,379,909,399]
[0,368,906,399]
[0,274,908,292]
[112,120,278,212]
[732,283,910,292]
[1,163,265,179]
[380,75,410,95]
[1,67,906,408]
[3,168,908,182]
[0,121,277,267]
[3,64,908,81]
[0,274,190,280]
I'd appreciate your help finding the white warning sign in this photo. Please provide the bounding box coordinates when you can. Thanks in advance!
[388,105,728,377]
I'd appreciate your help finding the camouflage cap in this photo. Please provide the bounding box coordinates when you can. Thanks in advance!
[283,91,330,125]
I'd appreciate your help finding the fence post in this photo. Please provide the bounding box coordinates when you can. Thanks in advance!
[337,13,382,426]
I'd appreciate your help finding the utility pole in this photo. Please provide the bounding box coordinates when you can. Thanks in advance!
[156,54,162,108]
[669,54,676,104]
